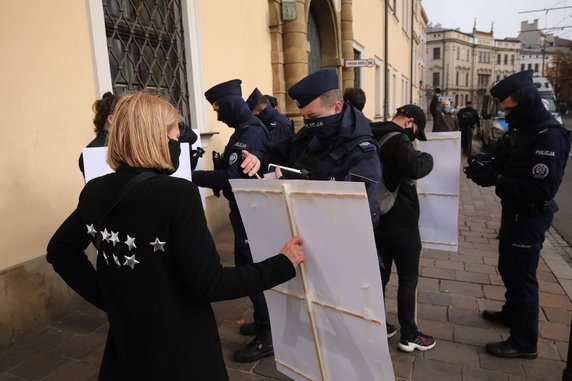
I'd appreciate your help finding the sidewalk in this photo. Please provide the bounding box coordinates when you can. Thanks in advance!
[1,173,571,381]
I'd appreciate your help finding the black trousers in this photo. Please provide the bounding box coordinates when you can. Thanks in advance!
[375,225,421,340]
[229,206,271,327]
[498,208,553,352]
[460,124,473,155]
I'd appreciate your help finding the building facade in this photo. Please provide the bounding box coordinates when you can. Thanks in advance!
[0,0,423,348]
[426,26,520,110]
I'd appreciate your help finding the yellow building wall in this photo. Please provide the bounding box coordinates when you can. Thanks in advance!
[0,2,97,270]
[352,0,385,120]
[199,0,275,160]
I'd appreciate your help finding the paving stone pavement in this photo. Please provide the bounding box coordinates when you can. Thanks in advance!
[0,171,571,381]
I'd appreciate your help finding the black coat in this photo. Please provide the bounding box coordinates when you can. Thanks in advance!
[375,122,434,233]
[46,166,295,380]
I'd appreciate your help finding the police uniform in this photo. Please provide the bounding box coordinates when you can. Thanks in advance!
[457,102,480,155]
[253,70,381,227]
[192,80,274,362]
[246,88,294,144]
[467,70,571,358]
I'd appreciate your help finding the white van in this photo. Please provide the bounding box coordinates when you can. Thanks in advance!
[533,76,564,123]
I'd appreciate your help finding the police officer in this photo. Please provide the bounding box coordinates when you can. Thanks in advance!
[457,100,480,155]
[465,70,571,359]
[246,88,294,144]
[191,79,274,363]
[241,69,381,229]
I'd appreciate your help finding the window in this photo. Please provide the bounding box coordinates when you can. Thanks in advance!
[466,50,469,61]
[511,54,515,65]
[374,57,383,117]
[402,0,409,33]
[534,63,539,72]
[496,75,500,81]
[504,54,508,65]
[455,94,458,106]
[353,48,362,89]
[401,76,409,105]
[528,63,532,70]
[456,71,459,86]
[456,47,460,60]
[477,74,490,88]
[465,73,469,86]
[521,63,525,71]
[433,72,440,87]
[433,47,441,60]
[103,0,191,123]
[497,54,501,64]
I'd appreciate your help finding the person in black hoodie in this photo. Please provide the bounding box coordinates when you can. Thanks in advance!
[466,70,571,359]
[371,104,435,352]
[241,69,381,228]
[47,92,305,380]
[191,79,275,363]
[246,88,294,144]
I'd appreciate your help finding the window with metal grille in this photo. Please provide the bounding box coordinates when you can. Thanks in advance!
[103,0,191,124]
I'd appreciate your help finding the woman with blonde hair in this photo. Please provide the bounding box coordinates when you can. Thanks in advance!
[46,92,305,380]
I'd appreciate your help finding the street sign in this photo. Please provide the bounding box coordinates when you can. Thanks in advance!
[344,58,375,68]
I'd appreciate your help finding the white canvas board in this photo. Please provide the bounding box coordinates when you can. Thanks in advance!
[230,179,395,381]
[417,131,461,252]
[82,141,204,206]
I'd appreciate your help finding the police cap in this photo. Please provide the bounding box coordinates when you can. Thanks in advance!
[288,69,339,109]
[490,70,534,101]
[396,104,427,141]
[246,88,263,111]
[205,79,242,104]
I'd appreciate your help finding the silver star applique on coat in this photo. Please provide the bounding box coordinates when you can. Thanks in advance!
[113,254,121,267]
[101,228,111,242]
[123,254,140,270]
[109,231,120,246]
[125,235,137,251]
[86,224,97,237]
[102,251,110,265]
[149,237,166,252]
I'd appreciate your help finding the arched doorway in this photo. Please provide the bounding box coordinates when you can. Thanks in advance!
[306,0,341,72]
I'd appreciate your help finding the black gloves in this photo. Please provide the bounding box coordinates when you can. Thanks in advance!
[464,153,499,187]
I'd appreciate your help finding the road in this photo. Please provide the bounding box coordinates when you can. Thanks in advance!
[552,116,572,247]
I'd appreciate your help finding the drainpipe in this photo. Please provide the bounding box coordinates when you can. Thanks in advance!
[384,0,390,120]
[409,0,414,103]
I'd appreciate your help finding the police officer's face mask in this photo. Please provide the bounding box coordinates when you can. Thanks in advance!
[303,113,341,137]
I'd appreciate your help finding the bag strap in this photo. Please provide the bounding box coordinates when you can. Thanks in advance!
[95,171,158,250]
[377,131,401,147]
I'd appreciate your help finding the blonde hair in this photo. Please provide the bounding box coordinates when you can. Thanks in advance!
[107,92,181,171]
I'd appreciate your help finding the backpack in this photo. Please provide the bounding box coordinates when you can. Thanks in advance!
[376,131,402,215]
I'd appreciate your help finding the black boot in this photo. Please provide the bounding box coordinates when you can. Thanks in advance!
[234,326,273,362]
[482,310,511,327]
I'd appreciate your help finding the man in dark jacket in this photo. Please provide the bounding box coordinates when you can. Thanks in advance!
[457,100,480,155]
[430,89,459,132]
[465,70,571,359]
[192,79,274,363]
[371,104,435,352]
[246,88,294,144]
[241,69,382,228]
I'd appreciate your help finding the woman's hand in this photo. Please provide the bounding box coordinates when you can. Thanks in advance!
[280,236,305,267]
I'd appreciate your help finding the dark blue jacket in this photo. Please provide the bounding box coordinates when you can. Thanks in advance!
[256,104,294,144]
[193,96,270,202]
[254,103,382,226]
[493,85,571,215]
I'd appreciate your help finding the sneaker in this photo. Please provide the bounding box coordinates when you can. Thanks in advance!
[239,322,258,336]
[386,323,397,338]
[234,328,274,362]
[398,332,436,352]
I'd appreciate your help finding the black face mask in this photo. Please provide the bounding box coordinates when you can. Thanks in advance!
[303,113,340,140]
[167,139,181,174]
[404,127,416,141]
